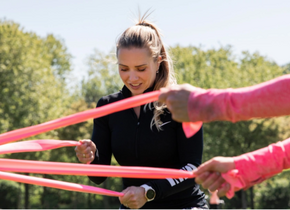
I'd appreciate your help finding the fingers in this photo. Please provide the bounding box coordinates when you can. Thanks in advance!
[158,87,171,103]
[217,182,231,197]
[196,171,224,189]
[159,86,191,122]
[75,139,91,152]
[76,150,94,164]
[119,188,133,208]
[119,186,146,209]
[194,159,218,176]
[200,172,221,189]
[200,172,226,192]
[119,188,130,203]
[208,175,226,192]
[194,157,235,195]
[195,171,210,185]
[195,170,231,198]
[75,139,96,164]
[193,157,235,176]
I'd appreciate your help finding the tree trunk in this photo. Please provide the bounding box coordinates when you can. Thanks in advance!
[102,180,110,208]
[241,190,247,209]
[87,189,91,208]
[41,175,47,208]
[250,187,254,209]
[72,191,78,208]
[24,182,29,209]
[86,178,92,208]
[17,182,22,209]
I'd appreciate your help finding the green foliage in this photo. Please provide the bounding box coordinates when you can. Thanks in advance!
[0,20,72,134]
[172,45,238,88]
[81,49,122,104]
[284,63,290,74]
[0,180,20,208]
[254,171,290,209]
[203,119,279,160]
[171,45,284,89]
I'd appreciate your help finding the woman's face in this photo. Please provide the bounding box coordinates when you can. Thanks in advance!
[117,47,160,96]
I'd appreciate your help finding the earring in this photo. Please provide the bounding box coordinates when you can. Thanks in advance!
[156,70,159,74]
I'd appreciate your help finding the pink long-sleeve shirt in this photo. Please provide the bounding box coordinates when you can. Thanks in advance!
[188,74,290,198]
[221,137,290,199]
[188,74,290,123]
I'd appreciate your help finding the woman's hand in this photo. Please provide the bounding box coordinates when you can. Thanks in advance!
[119,186,147,209]
[75,139,97,164]
[193,157,235,197]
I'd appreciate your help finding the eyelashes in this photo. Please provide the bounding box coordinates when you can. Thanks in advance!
[120,68,146,72]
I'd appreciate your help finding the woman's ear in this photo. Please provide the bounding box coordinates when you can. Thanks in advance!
[157,55,162,68]
[158,55,162,63]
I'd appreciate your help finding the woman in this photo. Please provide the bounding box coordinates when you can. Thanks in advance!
[75,15,207,209]
[158,75,290,197]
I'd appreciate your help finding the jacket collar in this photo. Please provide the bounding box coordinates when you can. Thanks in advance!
[121,84,155,99]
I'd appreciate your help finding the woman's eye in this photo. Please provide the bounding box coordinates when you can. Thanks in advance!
[120,69,128,71]
[138,68,146,72]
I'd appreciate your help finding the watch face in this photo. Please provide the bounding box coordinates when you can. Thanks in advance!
[147,189,155,200]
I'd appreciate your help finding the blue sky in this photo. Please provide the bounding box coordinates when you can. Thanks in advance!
[1,0,289,81]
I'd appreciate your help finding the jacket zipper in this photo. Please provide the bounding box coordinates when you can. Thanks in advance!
[135,121,140,159]
[135,105,143,160]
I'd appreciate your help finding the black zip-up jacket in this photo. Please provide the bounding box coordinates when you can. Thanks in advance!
[89,85,206,209]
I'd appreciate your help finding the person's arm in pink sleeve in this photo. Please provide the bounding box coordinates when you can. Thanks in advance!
[193,137,290,198]
[188,74,290,123]
[221,137,290,198]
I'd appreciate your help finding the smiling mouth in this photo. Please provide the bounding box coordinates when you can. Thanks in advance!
[129,83,142,90]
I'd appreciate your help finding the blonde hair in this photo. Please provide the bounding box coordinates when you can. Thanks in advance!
[116,11,177,131]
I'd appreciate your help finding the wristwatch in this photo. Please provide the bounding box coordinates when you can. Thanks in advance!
[140,184,156,202]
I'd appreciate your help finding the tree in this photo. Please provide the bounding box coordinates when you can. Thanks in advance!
[0,19,72,134]
[81,49,122,104]
[0,180,20,208]
[0,19,72,208]
[284,63,290,74]
[254,171,290,209]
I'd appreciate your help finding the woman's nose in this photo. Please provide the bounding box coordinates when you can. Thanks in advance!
[129,73,139,81]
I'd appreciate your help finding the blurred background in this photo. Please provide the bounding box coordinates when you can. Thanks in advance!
[0,0,290,208]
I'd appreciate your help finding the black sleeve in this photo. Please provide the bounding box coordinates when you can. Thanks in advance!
[88,97,112,185]
[146,124,203,200]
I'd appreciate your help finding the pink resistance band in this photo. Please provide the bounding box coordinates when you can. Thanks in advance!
[221,169,245,199]
[0,171,124,197]
[0,139,237,199]
[0,140,80,155]
[0,139,195,197]
[0,92,202,197]
[0,91,202,145]
[0,158,195,179]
